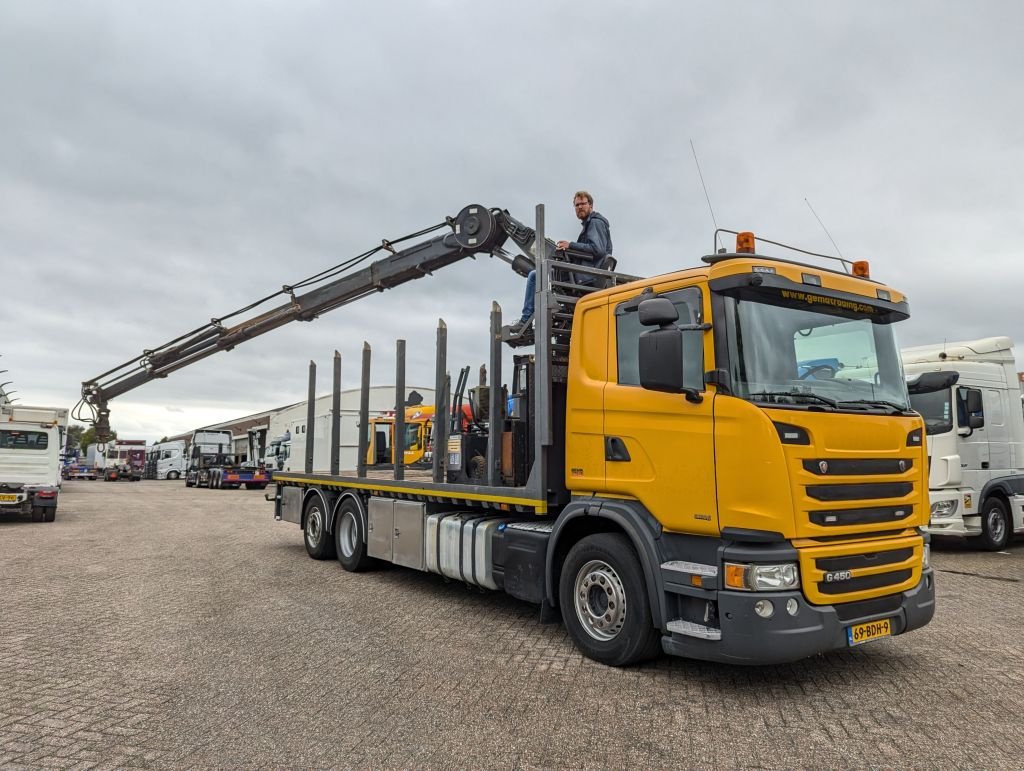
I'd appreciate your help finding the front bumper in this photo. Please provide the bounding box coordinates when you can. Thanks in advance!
[922,490,977,538]
[662,569,935,665]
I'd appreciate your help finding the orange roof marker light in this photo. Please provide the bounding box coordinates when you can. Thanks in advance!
[852,260,871,278]
[736,231,756,254]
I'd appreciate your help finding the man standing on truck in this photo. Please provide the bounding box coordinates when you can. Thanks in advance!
[510,190,613,335]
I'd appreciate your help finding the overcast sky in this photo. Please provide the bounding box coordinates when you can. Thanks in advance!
[3,1,1023,443]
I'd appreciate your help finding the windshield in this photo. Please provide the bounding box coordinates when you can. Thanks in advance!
[720,286,910,411]
[404,424,421,450]
[908,389,953,434]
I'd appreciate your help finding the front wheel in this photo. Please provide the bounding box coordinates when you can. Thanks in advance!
[304,496,336,560]
[558,533,661,667]
[168,471,180,481]
[976,497,1011,551]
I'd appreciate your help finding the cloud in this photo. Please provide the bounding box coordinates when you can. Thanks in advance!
[3,1,1024,441]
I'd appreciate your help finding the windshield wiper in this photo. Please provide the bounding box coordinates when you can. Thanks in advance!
[749,391,839,408]
[838,399,913,414]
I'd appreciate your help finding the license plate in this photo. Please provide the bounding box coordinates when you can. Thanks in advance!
[847,618,892,646]
[0,493,18,502]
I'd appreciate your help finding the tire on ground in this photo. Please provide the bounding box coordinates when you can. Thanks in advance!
[333,497,376,572]
[558,532,661,667]
[975,497,1011,551]
[303,495,336,560]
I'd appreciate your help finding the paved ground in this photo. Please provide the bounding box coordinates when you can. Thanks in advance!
[1,482,1022,770]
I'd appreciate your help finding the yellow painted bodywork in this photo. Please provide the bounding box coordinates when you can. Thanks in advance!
[565,255,928,604]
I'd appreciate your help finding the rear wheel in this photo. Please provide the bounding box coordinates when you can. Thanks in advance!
[976,497,1011,551]
[304,496,336,560]
[43,507,56,523]
[30,506,45,522]
[334,498,375,571]
[558,533,661,667]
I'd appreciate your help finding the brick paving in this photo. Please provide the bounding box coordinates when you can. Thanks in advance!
[1,481,1022,769]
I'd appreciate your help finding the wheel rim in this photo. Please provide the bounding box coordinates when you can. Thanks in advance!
[987,507,1007,544]
[306,506,323,548]
[339,510,358,558]
[574,559,627,641]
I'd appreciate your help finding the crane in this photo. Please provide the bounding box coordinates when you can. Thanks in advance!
[76,205,547,441]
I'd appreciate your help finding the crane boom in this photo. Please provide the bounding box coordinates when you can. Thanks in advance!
[78,204,545,441]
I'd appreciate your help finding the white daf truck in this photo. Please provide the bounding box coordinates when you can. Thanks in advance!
[0,403,68,522]
[903,337,1024,550]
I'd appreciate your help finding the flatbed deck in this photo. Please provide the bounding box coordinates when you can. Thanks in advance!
[271,471,547,513]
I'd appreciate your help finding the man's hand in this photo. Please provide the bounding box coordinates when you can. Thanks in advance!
[556,240,570,250]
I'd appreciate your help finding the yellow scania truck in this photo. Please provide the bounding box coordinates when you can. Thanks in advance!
[268,209,935,666]
[79,203,934,666]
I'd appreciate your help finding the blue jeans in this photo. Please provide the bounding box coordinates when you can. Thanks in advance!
[521,270,536,321]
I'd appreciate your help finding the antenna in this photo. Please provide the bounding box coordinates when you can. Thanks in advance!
[804,198,845,261]
[690,140,721,251]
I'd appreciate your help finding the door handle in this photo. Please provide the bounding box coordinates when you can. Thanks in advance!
[605,437,631,462]
[981,461,989,469]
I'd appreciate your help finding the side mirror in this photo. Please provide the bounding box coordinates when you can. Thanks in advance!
[965,389,983,414]
[639,326,685,393]
[969,414,984,429]
[638,298,679,327]
[637,301,704,402]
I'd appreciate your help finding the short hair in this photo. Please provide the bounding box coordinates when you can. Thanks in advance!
[573,190,594,205]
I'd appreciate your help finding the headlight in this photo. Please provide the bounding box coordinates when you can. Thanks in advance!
[922,544,930,569]
[930,499,958,517]
[724,562,800,592]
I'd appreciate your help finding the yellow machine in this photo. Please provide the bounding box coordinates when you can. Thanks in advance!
[366,406,435,467]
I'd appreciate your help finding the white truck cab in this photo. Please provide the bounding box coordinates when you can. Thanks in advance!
[148,439,187,480]
[0,404,68,522]
[903,337,1024,549]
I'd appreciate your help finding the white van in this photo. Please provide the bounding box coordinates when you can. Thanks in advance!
[903,337,1024,550]
[0,404,68,522]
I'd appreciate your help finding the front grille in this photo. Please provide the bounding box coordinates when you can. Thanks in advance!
[816,547,914,572]
[799,533,922,605]
[802,458,914,476]
[806,529,912,543]
[806,482,913,502]
[809,505,914,527]
[818,568,913,595]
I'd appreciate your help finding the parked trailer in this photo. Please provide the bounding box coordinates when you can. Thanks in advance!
[272,209,935,667]
[184,429,269,489]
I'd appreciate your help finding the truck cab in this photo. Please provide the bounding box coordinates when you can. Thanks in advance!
[146,439,187,480]
[903,337,1024,549]
[0,404,68,522]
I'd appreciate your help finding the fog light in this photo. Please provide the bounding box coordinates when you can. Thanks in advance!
[786,598,799,616]
[754,600,774,618]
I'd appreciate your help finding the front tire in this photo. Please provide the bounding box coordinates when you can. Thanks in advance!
[976,497,1011,551]
[334,498,376,572]
[558,533,661,667]
[304,496,336,560]
[168,471,180,481]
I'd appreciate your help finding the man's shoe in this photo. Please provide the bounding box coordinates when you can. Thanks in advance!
[509,317,532,336]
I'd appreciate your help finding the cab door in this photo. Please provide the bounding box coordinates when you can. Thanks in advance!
[956,385,989,487]
[602,284,719,535]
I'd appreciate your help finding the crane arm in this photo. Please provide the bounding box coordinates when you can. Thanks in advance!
[78,204,544,440]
